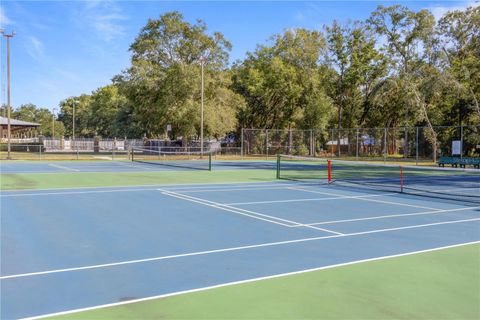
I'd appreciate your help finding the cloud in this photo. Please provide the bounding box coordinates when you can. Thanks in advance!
[26,36,45,62]
[429,1,478,21]
[0,7,12,26]
[79,1,128,42]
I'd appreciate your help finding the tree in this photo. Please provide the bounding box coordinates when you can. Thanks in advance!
[57,95,93,138]
[324,20,386,154]
[115,11,237,141]
[89,85,129,137]
[368,5,441,159]
[233,28,332,130]
[13,103,65,137]
[437,6,480,123]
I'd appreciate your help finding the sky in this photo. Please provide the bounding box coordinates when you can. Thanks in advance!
[0,0,477,111]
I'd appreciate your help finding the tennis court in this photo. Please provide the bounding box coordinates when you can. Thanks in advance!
[1,157,479,319]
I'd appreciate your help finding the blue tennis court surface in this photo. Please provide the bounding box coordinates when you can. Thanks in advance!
[1,178,479,319]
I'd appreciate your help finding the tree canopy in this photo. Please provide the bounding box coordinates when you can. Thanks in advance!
[11,5,479,142]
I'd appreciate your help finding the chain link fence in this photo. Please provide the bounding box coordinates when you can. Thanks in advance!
[241,129,325,157]
[241,125,480,163]
[2,126,478,161]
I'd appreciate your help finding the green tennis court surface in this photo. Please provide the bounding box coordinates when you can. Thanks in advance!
[49,243,480,320]
[0,169,276,190]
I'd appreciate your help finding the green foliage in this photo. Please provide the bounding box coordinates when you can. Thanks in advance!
[89,85,129,137]
[232,28,332,130]
[57,95,92,137]
[115,11,238,140]
[10,6,478,142]
[13,103,65,137]
[437,5,480,124]
[325,21,386,129]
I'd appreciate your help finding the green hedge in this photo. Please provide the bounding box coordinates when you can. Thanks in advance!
[0,143,45,152]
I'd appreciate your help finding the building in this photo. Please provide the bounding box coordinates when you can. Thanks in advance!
[0,116,40,141]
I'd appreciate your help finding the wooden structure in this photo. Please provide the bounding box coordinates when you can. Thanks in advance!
[0,116,40,141]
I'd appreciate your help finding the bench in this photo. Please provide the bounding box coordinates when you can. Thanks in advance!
[438,157,480,169]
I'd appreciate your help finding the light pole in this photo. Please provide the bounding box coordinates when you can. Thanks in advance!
[52,108,57,137]
[1,29,16,160]
[199,56,206,157]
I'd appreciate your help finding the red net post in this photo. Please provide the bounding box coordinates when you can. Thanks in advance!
[328,160,332,183]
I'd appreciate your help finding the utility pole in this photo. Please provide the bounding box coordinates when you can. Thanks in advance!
[1,29,16,160]
[199,56,206,157]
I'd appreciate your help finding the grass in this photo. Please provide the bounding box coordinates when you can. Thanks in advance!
[49,243,480,320]
[0,169,277,190]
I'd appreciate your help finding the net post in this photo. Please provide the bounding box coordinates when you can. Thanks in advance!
[208,153,212,171]
[400,166,404,193]
[276,154,280,179]
[327,160,332,183]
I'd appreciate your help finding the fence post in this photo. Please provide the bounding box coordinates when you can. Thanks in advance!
[356,128,359,160]
[460,125,464,159]
[265,129,269,160]
[310,129,314,156]
[383,127,387,163]
[404,127,407,159]
[240,128,244,158]
[330,129,334,158]
[288,129,292,155]
[416,127,419,166]
[337,129,341,157]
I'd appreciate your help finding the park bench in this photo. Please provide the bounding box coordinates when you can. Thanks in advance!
[438,156,480,169]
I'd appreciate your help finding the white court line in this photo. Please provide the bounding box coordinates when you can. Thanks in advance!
[226,192,397,205]
[161,190,343,235]
[289,187,442,211]
[164,181,320,191]
[162,190,301,225]
[0,182,301,197]
[48,164,80,172]
[22,240,480,320]
[4,217,479,281]
[292,206,480,227]
[160,191,295,228]
[175,186,304,193]
[0,180,288,194]
[0,188,161,197]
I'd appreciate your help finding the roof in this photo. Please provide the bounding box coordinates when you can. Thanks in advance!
[0,116,40,127]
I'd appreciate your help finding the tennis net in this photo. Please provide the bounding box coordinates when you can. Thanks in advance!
[131,147,212,171]
[276,154,480,203]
